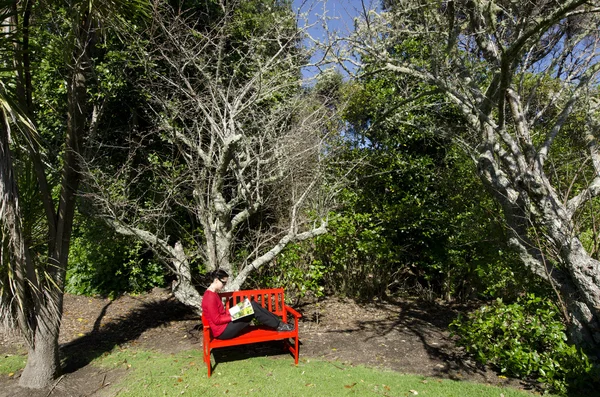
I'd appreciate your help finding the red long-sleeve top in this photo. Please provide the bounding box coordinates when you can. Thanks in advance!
[201,290,231,337]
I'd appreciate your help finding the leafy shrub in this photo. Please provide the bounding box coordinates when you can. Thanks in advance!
[67,217,165,298]
[251,242,327,301]
[450,294,597,395]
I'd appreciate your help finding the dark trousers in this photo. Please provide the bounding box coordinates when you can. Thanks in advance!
[217,300,281,340]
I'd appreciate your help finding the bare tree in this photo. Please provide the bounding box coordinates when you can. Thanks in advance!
[347,0,600,350]
[85,0,337,309]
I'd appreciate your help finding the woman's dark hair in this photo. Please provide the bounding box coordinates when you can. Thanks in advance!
[207,269,229,282]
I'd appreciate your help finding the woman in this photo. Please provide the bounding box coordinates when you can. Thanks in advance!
[201,269,295,340]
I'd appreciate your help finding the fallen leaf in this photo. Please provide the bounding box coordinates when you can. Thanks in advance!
[177,377,183,383]
[344,383,356,389]
[498,375,507,379]
[384,385,391,391]
[77,318,84,322]
[8,373,14,377]
[409,390,419,395]
[77,333,85,337]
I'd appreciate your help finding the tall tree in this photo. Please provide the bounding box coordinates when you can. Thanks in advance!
[351,0,600,350]
[0,0,148,388]
[85,0,336,308]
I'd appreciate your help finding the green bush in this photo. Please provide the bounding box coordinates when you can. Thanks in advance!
[251,242,327,301]
[450,294,597,395]
[67,217,165,297]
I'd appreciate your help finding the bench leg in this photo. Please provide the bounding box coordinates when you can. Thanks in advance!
[294,336,299,365]
[204,344,212,377]
[283,337,300,365]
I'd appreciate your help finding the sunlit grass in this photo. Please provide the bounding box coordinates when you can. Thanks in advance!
[93,348,558,397]
[0,353,27,376]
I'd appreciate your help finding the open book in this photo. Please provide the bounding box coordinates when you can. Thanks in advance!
[229,298,254,321]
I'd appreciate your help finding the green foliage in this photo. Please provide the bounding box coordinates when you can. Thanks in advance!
[451,295,598,394]
[318,71,526,302]
[67,216,164,298]
[252,242,327,300]
[314,208,401,300]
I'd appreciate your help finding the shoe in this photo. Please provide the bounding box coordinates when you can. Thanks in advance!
[277,322,295,332]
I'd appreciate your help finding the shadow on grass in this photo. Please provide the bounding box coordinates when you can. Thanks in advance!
[210,340,298,374]
[60,296,197,374]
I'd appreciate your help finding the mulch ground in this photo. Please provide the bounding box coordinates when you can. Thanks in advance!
[0,288,532,397]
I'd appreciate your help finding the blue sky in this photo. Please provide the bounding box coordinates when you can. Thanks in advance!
[292,0,380,79]
[292,0,370,39]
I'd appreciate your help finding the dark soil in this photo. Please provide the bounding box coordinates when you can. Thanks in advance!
[0,288,532,397]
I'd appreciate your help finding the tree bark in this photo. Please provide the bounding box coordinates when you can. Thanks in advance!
[19,302,62,388]
[482,166,600,347]
[18,8,90,388]
[171,241,202,311]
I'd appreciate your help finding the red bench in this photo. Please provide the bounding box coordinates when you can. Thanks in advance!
[201,288,301,377]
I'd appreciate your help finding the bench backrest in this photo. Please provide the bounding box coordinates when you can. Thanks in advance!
[201,288,287,328]
[218,288,286,316]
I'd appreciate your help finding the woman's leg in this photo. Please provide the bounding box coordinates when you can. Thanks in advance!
[250,301,281,329]
[217,318,251,340]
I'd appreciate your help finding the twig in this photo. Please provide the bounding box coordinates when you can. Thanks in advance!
[46,374,65,397]
[328,361,346,370]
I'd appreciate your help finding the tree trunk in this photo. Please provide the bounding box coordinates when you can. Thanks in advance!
[171,242,202,311]
[479,153,600,352]
[1,113,64,388]
[202,215,233,274]
[564,241,600,347]
[18,12,90,388]
[19,302,61,388]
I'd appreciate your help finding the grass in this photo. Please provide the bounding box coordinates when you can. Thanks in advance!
[0,353,27,376]
[91,348,558,397]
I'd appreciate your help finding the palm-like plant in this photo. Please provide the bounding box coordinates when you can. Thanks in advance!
[0,0,149,388]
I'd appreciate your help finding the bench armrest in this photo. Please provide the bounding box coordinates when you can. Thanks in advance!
[283,305,301,325]
[201,316,214,340]
[284,305,302,319]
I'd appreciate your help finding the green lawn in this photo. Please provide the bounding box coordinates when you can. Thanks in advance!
[0,354,27,376]
[90,348,556,397]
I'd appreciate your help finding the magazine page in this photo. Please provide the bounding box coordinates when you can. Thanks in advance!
[229,298,254,321]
